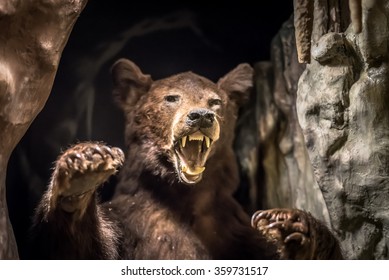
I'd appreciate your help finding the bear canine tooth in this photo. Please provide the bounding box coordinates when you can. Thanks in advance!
[204,136,210,148]
[181,136,187,147]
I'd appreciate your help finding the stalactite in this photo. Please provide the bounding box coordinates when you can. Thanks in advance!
[293,0,314,63]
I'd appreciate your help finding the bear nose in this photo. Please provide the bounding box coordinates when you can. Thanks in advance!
[187,109,215,128]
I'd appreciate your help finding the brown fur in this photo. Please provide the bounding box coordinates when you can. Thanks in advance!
[109,59,277,259]
[30,142,123,259]
[30,59,341,259]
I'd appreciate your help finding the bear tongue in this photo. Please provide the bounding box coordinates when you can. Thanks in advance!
[180,139,203,163]
[178,138,207,173]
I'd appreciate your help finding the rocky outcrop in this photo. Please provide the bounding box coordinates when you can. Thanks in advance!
[246,18,330,223]
[297,0,389,259]
[0,0,87,259]
[244,0,389,259]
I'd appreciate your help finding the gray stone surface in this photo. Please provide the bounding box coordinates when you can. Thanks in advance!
[252,18,330,223]
[297,0,389,259]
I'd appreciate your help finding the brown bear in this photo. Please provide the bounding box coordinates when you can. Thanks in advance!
[29,59,342,259]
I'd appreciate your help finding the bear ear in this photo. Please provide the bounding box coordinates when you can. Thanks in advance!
[217,63,253,107]
[111,58,153,109]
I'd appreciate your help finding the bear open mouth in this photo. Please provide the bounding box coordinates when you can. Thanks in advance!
[174,130,213,185]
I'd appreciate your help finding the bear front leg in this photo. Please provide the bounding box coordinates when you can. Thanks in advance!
[251,209,343,259]
[50,142,124,217]
[30,142,124,259]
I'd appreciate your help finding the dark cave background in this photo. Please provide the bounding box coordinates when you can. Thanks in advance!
[5,1,293,258]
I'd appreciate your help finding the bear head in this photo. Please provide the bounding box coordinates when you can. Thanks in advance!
[111,59,252,186]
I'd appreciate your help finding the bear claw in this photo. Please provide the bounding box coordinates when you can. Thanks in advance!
[53,142,124,198]
[284,232,308,245]
[251,208,313,259]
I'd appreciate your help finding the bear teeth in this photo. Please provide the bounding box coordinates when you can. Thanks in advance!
[205,136,210,148]
[188,132,204,141]
[181,132,211,149]
[181,136,187,147]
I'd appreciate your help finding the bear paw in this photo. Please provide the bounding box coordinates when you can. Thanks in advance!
[251,208,315,259]
[51,142,124,213]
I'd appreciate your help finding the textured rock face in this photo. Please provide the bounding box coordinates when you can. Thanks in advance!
[297,1,389,259]
[0,0,87,259]
[252,18,330,223]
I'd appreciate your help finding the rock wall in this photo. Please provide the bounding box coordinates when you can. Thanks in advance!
[296,0,389,259]
[245,18,330,223]
[0,0,87,259]
[242,0,389,259]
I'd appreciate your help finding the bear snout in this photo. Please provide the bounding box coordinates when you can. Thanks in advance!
[186,108,215,128]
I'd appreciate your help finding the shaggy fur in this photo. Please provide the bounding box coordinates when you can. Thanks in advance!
[109,59,277,259]
[30,59,342,260]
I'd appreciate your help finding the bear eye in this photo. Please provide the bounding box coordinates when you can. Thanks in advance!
[164,95,180,103]
[208,98,222,107]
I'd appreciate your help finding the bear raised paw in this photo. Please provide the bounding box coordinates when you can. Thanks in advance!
[30,59,342,260]
[30,143,124,259]
[49,142,124,216]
